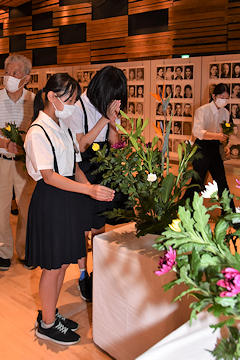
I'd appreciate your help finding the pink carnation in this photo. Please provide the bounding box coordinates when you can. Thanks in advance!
[236,179,240,189]
[111,140,127,149]
[217,267,240,297]
[155,246,177,276]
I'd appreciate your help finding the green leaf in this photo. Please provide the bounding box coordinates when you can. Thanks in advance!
[200,254,221,267]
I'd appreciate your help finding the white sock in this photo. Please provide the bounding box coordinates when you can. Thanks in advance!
[41,320,55,329]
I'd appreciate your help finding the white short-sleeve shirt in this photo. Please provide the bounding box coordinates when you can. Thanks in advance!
[24,111,81,181]
[193,101,230,140]
[0,88,35,156]
[63,91,120,142]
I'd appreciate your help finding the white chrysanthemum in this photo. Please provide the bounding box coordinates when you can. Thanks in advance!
[236,207,240,213]
[147,173,157,182]
[201,180,218,198]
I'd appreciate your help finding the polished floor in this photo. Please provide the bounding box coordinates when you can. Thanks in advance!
[0,166,239,360]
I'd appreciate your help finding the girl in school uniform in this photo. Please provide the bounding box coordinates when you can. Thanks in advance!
[24,73,114,346]
[63,66,128,301]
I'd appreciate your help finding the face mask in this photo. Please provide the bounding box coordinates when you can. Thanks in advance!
[3,75,26,93]
[53,96,76,119]
[215,98,229,108]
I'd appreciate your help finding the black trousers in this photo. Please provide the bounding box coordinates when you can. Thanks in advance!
[183,139,235,211]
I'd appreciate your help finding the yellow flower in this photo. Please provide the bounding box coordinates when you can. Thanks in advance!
[5,125,11,131]
[225,123,230,128]
[169,219,182,232]
[92,143,100,151]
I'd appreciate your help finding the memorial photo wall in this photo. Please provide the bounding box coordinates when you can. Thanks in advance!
[150,58,201,158]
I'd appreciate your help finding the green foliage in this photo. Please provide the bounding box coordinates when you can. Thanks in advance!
[91,111,199,237]
[154,185,240,359]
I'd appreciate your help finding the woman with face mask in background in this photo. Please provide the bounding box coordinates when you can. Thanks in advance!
[182,83,235,211]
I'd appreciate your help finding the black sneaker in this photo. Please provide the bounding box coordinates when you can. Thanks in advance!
[21,259,37,270]
[35,309,78,331]
[78,272,92,302]
[0,257,11,271]
[36,319,80,346]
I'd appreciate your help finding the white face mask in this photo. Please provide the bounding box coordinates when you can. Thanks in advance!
[53,96,76,119]
[215,98,229,108]
[3,75,26,93]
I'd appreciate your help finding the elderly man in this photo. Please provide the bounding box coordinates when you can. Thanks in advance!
[0,54,35,270]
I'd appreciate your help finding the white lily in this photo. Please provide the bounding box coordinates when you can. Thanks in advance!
[201,180,218,198]
[147,173,157,182]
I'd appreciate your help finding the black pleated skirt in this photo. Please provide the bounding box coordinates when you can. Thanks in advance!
[26,178,92,270]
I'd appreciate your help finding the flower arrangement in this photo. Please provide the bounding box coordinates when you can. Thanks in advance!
[154,180,240,359]
[221,121,236,138]
[0,122,26,163]
[91,106,199,237]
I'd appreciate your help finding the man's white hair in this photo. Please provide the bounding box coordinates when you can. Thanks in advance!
[5,53,32,75]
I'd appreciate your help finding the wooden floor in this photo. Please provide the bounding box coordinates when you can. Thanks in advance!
[0,165,239,360]
[0,216,118,360]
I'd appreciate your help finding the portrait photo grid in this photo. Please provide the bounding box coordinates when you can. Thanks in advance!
[26,72,39,94]
[155,64,194,153]
[209,61,240,161]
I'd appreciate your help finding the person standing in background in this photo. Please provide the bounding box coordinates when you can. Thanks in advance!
[183,83,235,211]
[0,54,36,270]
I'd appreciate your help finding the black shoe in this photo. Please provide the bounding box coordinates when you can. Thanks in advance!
[22,259,37,270]
[78,272,92,302]
[0,257,11,271]
[35,309,78,331]
[36,319,80,346]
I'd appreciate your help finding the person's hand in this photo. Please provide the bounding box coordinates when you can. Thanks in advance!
[90,184,115,202]
[224,146,230,158]
[106,100,121,122]
[6,140,20,154]
[218,133,228,143]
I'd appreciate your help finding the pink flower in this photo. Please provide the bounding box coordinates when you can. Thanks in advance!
[217,267,240,297]
[236,179,240,189]
[111,140,127,149]
[155,246,177,276]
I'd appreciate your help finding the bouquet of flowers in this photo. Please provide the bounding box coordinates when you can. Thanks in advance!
[0,122,26,164]
[91,107,200,237]
[221,121,236,146]
[154,179,240,359]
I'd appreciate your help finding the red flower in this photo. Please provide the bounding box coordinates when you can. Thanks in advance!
[217,267,240,297]
[155,246,176,276]
[111,140,127,149]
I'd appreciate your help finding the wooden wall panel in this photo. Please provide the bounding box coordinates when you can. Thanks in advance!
[26,28,59,49]
[32,0,59,15]
[128,0,173,15]
[57,43,90,65]
[87,16,128,42]
[126,32,172,60]
[53,3,92,27]
[0,37,9,53]
[3,16,32,36]
[0,10,9,22]
[91,38,127,63]
[9,49,33,63]
[0,0,28,6]
[228,1,240,51]
[169,0,228,55]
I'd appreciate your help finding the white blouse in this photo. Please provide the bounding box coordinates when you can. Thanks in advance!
[24,111,81,181]
[192,101,230,140]
[63,91,120,142]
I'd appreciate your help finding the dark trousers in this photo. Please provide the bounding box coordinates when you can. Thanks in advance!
[183,139,235,211]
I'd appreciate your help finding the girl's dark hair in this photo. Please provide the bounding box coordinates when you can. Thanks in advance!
[213,83,229,96]
[33,73,81,121]
[87,66,127,118]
